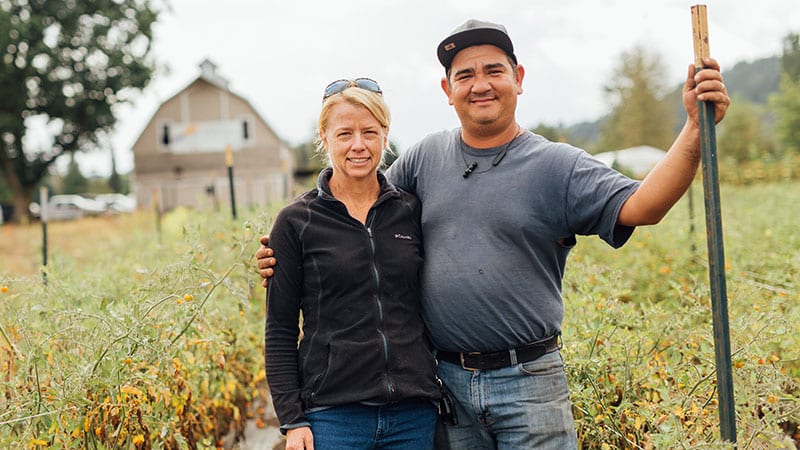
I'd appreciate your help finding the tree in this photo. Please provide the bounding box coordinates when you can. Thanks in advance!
[717,95,774,163]
[108,147,122,193]
[781,33,800,82]
[61,153,88,194]
[771,73,800,155]
[598,46,675,152]
[0,0,159,222]
[770,33,800,155]
[531,123,569,143]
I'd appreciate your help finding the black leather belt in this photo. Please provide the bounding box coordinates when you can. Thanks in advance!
[436,336,560,371]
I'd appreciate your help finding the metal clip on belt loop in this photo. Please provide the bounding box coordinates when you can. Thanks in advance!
[509,348,518,366]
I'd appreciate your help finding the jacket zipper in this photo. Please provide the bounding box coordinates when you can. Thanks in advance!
[366,219,395,400]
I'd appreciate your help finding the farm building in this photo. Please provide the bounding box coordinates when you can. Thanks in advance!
[131,59,293,211]
[592,145,667,179]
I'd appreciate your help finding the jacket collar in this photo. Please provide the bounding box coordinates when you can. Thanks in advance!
[316,167,400,202]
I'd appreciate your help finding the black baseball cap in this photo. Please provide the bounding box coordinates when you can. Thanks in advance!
[437,19,517,70]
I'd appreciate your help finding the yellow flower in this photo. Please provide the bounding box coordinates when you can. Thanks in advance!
[1,285,8,293]
[121,385,144,397]
[30,439,48,446]
[132,434,145,446]
[183,294,194,302]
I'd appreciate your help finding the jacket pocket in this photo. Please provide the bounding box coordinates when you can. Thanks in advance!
[309,339,384,405]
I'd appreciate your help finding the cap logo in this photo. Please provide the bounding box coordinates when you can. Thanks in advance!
[444,42,456,51]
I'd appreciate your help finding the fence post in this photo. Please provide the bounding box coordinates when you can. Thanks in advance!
[691,4,736,444]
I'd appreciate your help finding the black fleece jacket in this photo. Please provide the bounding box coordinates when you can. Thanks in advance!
[265,168,440,431]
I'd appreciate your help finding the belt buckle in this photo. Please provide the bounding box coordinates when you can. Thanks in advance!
[459,352,481,371]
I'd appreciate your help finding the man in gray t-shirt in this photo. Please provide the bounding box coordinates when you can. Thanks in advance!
[385,129,639,355]
[258,18,729,450]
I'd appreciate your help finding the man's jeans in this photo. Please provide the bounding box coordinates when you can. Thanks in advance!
[436,350,578,450]
[306,399,437,450]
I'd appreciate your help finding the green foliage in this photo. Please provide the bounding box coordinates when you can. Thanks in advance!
[108,150,123,194]
[565,55,783,154]
[771,35,800,156]
[0,0,160,222]
[531,123,580,145]
[781,33,800,82]
[717,95,776,163]
[60,155,88,194]
[771,73,800,155]
[292,129,325,177]
[718,154,800,184]
[564,181,799,448]
[1,182,798,447]
[598,46,676,152]
[0,176,11,202]
[0,207,279,448]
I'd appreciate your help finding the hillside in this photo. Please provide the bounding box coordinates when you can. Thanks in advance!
[563,56,781,150]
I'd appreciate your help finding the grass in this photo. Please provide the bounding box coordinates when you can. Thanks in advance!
[0,181,798,448]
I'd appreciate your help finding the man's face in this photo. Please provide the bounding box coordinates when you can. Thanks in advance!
[442,44,523,136]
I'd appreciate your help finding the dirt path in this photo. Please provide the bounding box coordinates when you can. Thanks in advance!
[235,419,283,450]
[222,394,284,450]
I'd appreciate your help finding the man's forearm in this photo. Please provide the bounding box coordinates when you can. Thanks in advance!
[617,120,701,226]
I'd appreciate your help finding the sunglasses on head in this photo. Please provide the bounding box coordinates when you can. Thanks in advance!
[323,78,382,100]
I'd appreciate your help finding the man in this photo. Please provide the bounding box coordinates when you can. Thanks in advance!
[257,19,729,449]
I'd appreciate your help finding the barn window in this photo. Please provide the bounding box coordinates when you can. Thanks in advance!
[240,117,254,147]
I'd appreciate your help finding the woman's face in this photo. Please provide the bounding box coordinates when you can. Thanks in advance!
[321,102,387,182]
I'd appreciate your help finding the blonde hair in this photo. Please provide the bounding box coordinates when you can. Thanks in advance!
[316,87,392,164]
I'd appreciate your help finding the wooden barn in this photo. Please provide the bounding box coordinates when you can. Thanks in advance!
[131,59,293,211]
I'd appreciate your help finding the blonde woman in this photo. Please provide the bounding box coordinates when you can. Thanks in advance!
[264,79,440,450]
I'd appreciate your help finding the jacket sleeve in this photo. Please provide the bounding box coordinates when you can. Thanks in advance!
[264,207,307,429]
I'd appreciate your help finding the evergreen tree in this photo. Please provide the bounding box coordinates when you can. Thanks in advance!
[771,33,800,155]
[108,148,122,193]
[598,46,675,152]
[62,154,88,194]
[781,33,800,81]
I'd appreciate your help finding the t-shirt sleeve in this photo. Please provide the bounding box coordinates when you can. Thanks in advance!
[385,145,418,194]
[565,151,641,248]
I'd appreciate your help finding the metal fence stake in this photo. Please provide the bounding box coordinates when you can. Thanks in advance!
[691,4,736,444]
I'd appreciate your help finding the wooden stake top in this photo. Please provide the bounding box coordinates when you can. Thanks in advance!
[691,5,710,67]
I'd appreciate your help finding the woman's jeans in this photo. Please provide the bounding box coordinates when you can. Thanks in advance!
[436,349,578,450]
[306,399,437,450]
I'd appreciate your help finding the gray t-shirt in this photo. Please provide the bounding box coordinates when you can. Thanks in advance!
[386,128,640,353]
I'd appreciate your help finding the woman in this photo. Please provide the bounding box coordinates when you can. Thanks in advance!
[264,78,440,450]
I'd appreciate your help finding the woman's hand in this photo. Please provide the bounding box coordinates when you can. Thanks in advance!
[285,426,314,450]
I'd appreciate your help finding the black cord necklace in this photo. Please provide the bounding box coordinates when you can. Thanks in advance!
[460,127,522,179]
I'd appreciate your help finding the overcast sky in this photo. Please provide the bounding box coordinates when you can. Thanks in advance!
[73,0,800,176]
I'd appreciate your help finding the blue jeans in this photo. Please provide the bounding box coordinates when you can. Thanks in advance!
[436,350,577,450]
[306,399,437,450]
